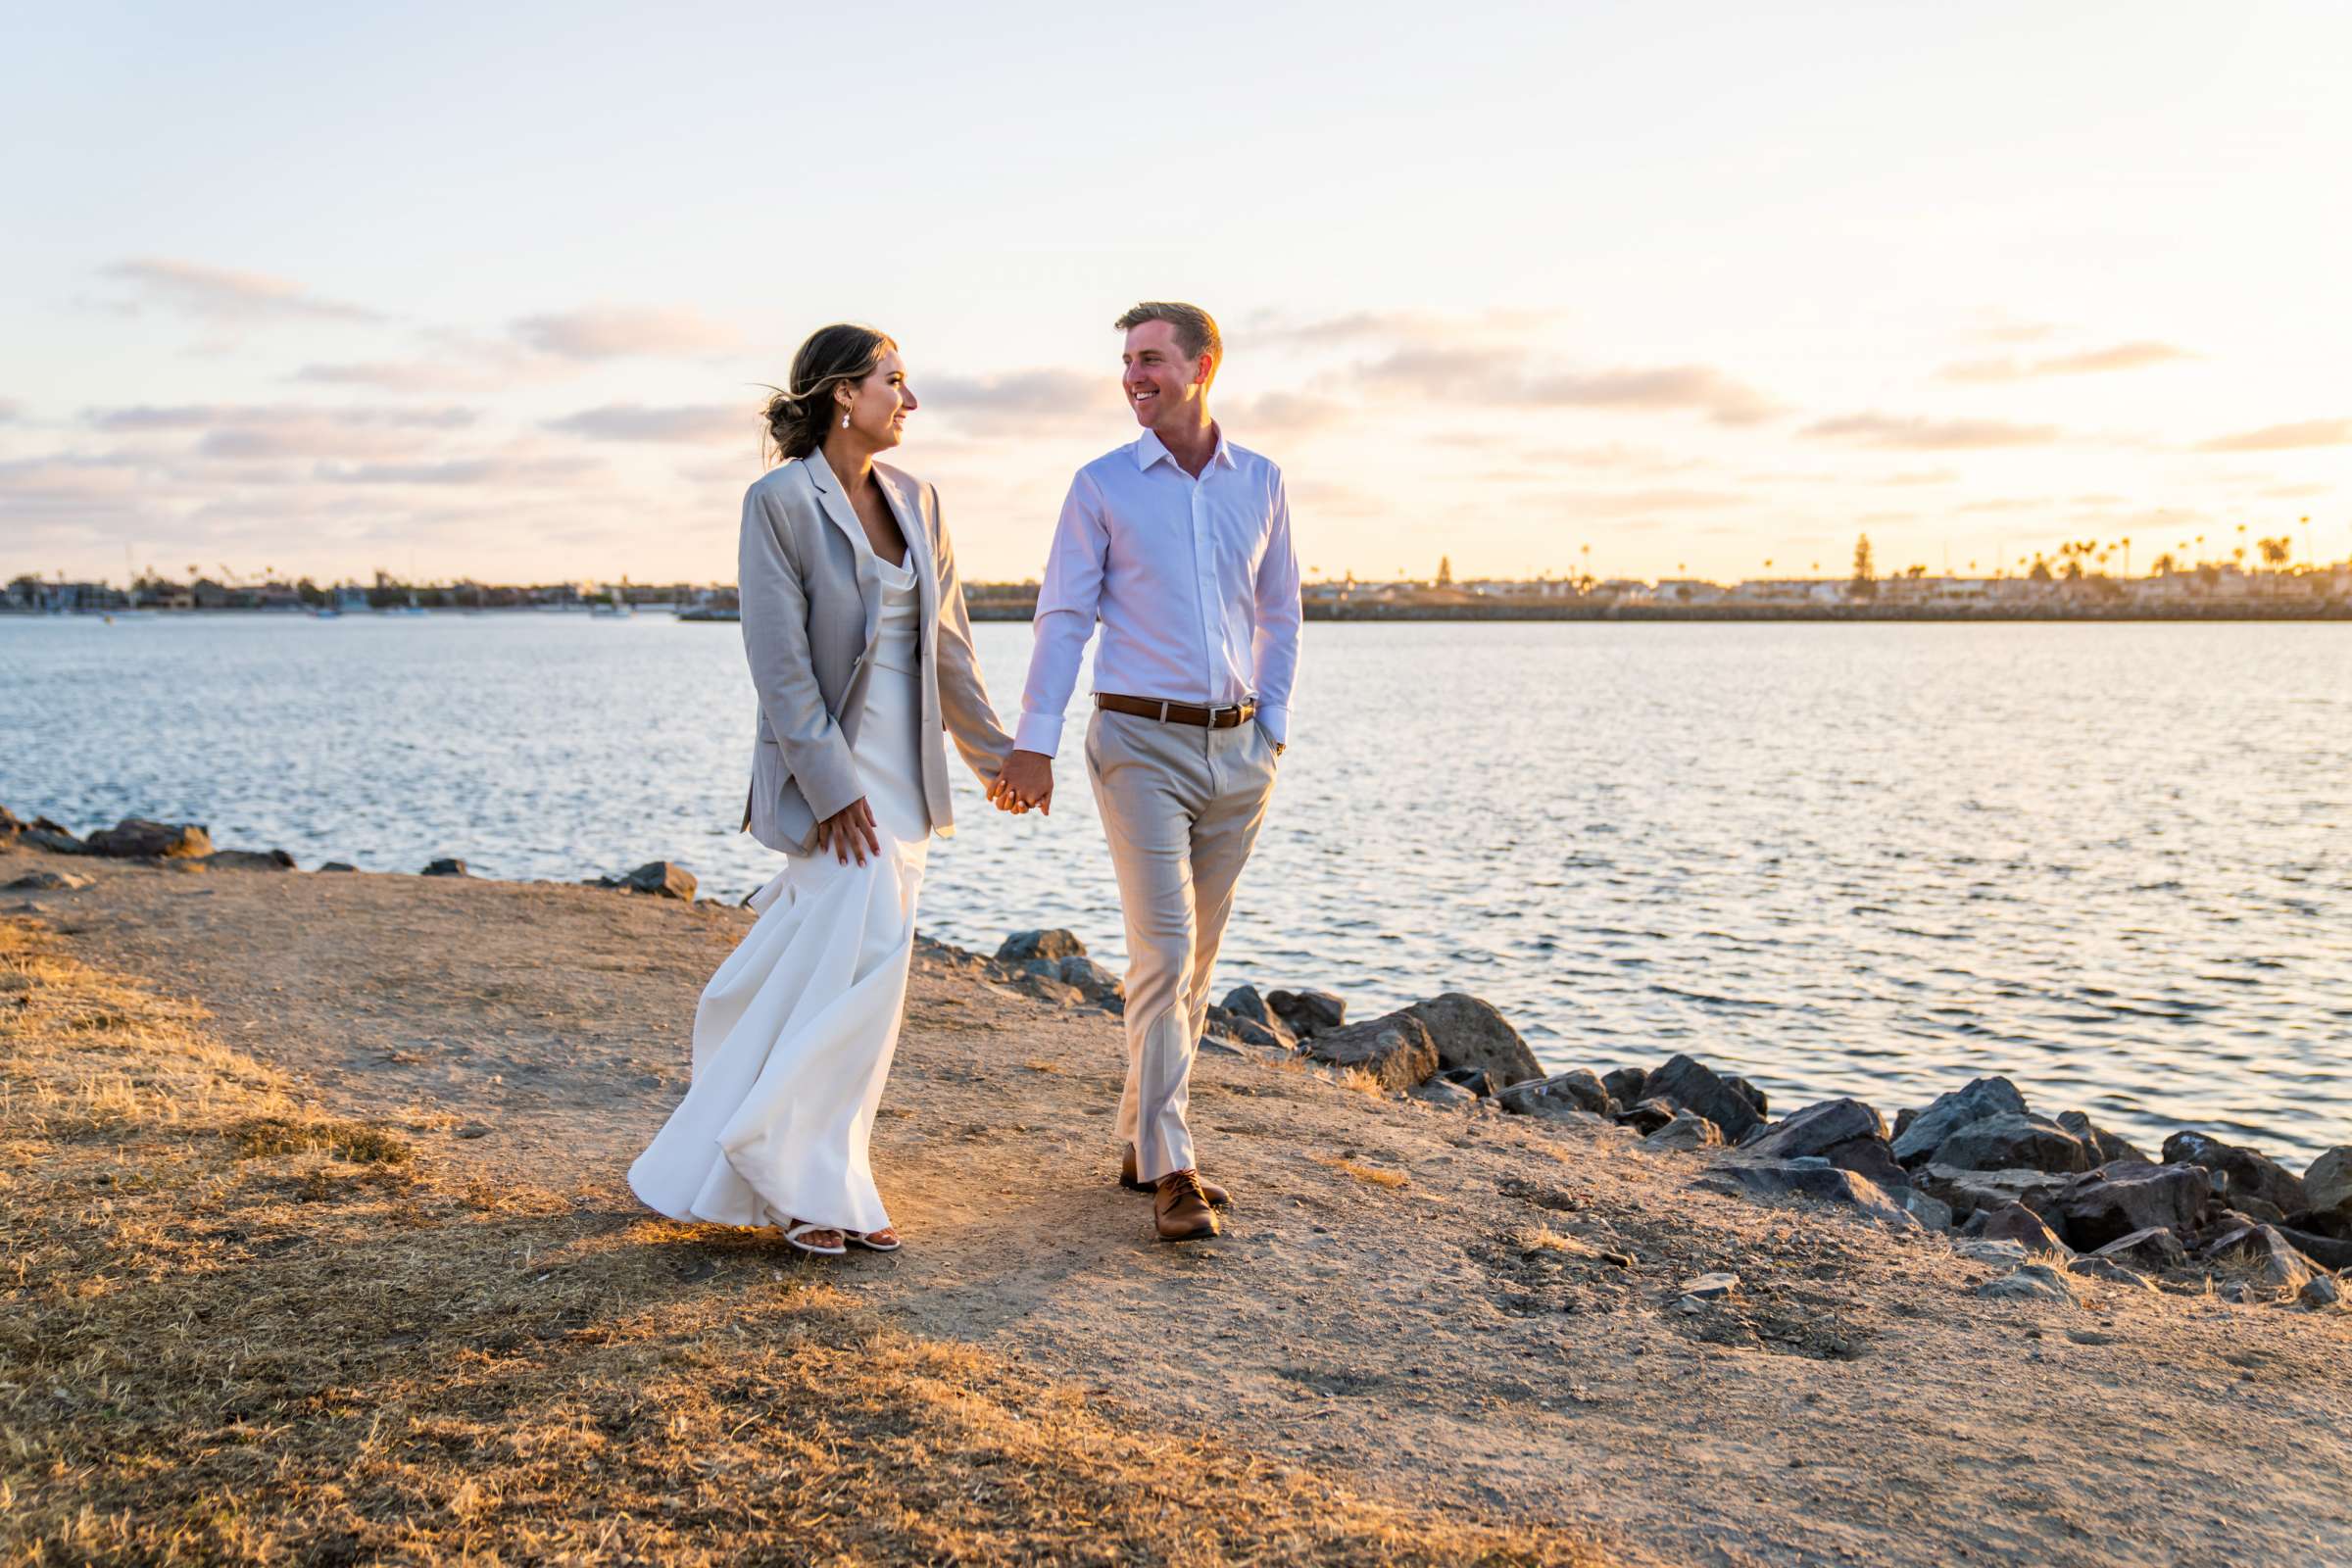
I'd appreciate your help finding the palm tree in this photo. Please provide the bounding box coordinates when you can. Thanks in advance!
[2258,536,2292,570]
[2120,535,2132,578]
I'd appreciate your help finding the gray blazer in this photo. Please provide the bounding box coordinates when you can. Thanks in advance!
[738,450,1014,856]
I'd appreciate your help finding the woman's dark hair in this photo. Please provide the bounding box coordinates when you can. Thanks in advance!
[762,323,896,461]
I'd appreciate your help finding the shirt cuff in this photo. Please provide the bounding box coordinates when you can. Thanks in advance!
[1013,710,1066,757]
[1254,704,1290,747]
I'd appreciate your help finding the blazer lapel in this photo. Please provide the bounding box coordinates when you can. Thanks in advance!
[877,467,937,624]
[803,450,880,647]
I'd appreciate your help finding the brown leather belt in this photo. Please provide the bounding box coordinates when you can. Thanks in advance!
[1095,692,1256,728]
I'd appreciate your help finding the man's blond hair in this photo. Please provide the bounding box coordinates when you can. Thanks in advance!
[1114,301,1222,374]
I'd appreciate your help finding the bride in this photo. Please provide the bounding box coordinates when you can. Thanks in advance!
[629,322,1020,1255]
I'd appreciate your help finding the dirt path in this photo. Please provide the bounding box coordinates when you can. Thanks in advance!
[11,843,2348,1567]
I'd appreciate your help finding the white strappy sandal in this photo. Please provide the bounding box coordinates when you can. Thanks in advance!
[847,1228,901,1252]
[780,1220,847,1256]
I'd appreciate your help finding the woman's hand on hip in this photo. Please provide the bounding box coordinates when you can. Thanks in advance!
[814,798,882,864]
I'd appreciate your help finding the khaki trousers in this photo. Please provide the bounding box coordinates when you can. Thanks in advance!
[1083,708,1280,1183]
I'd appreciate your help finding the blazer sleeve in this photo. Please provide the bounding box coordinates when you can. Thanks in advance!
[928,483,1016,780]
[739,480,864,821]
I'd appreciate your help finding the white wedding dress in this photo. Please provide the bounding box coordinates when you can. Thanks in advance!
[629,552,928,1237]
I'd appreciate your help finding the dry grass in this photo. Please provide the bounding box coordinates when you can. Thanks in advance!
[1314,1154,1411,1190]
[0,918,1626,1567]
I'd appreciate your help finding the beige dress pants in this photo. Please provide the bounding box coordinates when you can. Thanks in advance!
[1083,708,1281,1183]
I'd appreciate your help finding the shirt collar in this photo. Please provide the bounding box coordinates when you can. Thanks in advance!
[1134,426,1237,473]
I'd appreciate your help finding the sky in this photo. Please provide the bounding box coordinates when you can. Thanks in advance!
[4,0,2349,587]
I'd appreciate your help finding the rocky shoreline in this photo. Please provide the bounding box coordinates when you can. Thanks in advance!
[958,922,2349,1311]
[10,801,2346,1318]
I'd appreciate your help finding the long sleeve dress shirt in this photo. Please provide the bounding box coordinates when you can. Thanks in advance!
[1014,427,1301,757]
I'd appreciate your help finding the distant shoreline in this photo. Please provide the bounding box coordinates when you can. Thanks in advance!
[967,602,2352,624]
[10,602,2352,625]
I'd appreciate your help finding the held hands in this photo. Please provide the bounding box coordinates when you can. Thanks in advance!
[812,798,882,864]
[988,750,1054,816]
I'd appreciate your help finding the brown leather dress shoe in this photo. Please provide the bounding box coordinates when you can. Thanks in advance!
[1121,1145,1232,1207]
[1155,1170,1221,1242]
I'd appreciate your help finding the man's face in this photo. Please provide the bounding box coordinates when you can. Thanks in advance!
[1121,320,1208,430]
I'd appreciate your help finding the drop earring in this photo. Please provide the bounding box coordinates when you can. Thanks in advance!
[840,409,851,429]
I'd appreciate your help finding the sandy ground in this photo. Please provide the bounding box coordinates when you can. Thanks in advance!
[7,840,2347,1567]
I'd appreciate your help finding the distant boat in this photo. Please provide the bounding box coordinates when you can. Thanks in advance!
[379,592,428,617]
[677,605,741,622]
[589,586,633,618]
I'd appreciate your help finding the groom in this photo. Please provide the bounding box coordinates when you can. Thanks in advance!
[994,301,1301,1242]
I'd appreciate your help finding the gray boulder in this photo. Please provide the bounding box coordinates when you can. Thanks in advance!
[85,818,213,859]
[1645,1054,1764,1143]
[2162,1130,2309,1217]
[1602,1066,1647,1106]
[1304,1008,1437,1092]
[1825,1137,1909,1192]
[1726,1076,1770,1117]
[1401,993,1543,1088]
[2050,1162,2212,1250]
[194,849,296,871]
[2093,1227,2189,1271]
[1054,955,1123,1002]
[620,860,697,900]
[1933,1112,2092,1175]
[2305,1148,2352,1225]
[998,929,1085,963]
[1611,1097,1679,1135]
[0,804,19,839]
[1411,1079,1480,1110]
[2203,1224,2321,1297]
[1975,1263,2080,1304]
[1981,1203,2073,1258]
[1891,1076,2029,1167]
[1207,1007,1283,1050]
[1742,1099,1887,1162]
[1915,1164,2072,1224]
[2058,1110,2149,1166]
[21,827,87,855]
[1646,1110,1728,1152]
[1268,988,1347,1039]
[421,858,470,877]
[1898,1187,1956,1231]
[6,869,93,892]
[1697,1159,1918,1229]
[1220,985,1297,1049]
[2274,1225,2352,1270]
[2069,1255,2157,1290]
[318,861,359,872]
[1497,1068,1612,1119]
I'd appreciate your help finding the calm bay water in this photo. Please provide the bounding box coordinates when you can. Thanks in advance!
[4,612,2347,1165]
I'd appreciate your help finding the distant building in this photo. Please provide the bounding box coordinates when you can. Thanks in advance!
[1729,578,1844,606]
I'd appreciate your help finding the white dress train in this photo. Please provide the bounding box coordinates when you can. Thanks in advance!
[628,554,929,1237]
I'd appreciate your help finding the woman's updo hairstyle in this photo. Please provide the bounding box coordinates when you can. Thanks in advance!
[762,323,897,462]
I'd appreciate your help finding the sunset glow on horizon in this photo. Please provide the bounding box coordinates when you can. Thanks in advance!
[5,1,2348,587]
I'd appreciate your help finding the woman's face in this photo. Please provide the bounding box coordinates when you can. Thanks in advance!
[842,350,915,449]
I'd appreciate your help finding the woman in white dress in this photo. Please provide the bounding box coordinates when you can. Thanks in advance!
[629,323,1022,1255]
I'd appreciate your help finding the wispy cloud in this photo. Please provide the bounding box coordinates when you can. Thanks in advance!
[923,368,1110,416]
[101,258,383,323]
[510,305,737,361]
[1802,413,2060,450]
[546,403,757,446]
[2194,417,2352,453]
[88,404,475,432]
[1939,340,2195,382]
[1359,348,1779,426]
[1880,468,1959,485]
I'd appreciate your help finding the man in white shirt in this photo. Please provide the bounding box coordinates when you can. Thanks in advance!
[994,301,1301,1242]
